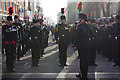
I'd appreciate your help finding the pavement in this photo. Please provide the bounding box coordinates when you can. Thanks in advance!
[1,32,120,80]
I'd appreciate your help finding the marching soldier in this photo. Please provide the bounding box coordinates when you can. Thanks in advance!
[28,19,42,67]
[51,26,56,41]
[21,21,27,56]
[57,15,70,67]
[75,13,93,79]
[43,25,49,48]
[38,19,45,57]
[2,16,18,72]
[23,22,31,55]
[13,15,22,61]
[88,19,98,66]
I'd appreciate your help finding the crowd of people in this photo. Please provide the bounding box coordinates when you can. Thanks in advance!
[1,13,120,80]
[53,14,120,80]
[2,15,49,72]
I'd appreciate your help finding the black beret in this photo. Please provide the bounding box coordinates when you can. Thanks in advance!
[14,15,18,19]
[79,13,87,21]
[61,15,66,20]
[33,19,38,23]
[7,16,12,21]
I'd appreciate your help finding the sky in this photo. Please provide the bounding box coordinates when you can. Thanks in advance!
[39,0,119,24]
[41,0,67,24]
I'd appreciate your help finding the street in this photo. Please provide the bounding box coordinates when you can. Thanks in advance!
[1,33,120,80]
[0,0,120,80]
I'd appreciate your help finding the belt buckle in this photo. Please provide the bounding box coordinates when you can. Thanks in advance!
[35,37,38,39]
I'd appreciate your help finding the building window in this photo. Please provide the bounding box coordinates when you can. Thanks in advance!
[4,0,6,12]
[7,1,10,12]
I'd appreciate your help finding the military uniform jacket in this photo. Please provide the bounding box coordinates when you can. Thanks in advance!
[58,23,70,45]
[13,22,23,42]
[2,25,18,45]
[75,23,93,49]
[29,26,42,47]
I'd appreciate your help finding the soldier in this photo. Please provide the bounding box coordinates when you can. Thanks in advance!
[21,21,26,56]
[13,15,22,61]
[2,16,18,72]
[57,15,70,67]
[23,22,31,55]
[75,13,93,79]
[43,25,49,48]
[88,19,98,66]
[38,19,45,57]
[51,26,56,41]
[28,19,42,67]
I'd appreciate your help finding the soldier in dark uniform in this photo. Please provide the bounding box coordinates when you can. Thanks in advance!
[38,19,45,57]
[57,15,70,67]
[28,19,42,67]
[51,26,56,41]
[88,19,98,66]
[2,16,18,72]
[13,15,22,61]
[43,25,49,48]
[21,21,26,56]
[23,22,31,55]
[113,15,120,66]
[75,13,93,79]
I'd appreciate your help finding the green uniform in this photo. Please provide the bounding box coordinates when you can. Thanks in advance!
[28,26,42,66]
[23,24,31,54]
[57,23,70,66]
[41,26,49,57]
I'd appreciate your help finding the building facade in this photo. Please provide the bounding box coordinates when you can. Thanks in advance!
[0,0,24,21]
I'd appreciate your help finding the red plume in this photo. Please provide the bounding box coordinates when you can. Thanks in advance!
[8,6,14,15]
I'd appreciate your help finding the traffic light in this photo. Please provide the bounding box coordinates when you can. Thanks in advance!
[61,8,65,14]
[77,2,83,12]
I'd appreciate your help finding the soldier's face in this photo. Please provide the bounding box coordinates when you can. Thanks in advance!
[15,19,19,23]
[33,23,37,26]
[7,21,12,26]
[61,19,66,24]
[28,25,31,28]
[81,19,85,23]
[88,21,91,24]
[92,22,96,26]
